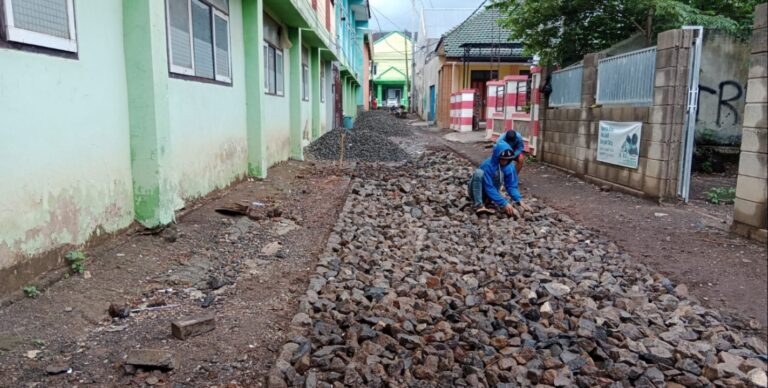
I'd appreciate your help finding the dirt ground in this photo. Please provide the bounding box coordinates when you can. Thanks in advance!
[0,161,352,387]
[436,131,768,331]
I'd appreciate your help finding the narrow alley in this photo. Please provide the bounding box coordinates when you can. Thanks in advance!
[0,111,765,387]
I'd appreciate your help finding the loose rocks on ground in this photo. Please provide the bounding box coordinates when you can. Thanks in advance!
[306,111,412,162]
[269,151,767,388]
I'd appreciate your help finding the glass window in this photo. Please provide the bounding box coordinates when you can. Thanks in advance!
[166,0,232,83]
[2,0,78,52]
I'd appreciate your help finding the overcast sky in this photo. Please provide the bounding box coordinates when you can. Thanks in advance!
[369,0,487,37]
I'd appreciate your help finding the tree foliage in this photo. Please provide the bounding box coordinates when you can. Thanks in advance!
[492,0,759,66]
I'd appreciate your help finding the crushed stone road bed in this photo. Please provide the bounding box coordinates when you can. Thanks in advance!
[306,111,413,162]
[268,151,767,388]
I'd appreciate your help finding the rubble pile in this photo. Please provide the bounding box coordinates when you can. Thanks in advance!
[270,152,767,388]
[306,111,413,162]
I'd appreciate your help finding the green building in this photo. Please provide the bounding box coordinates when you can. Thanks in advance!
[0,0,370,294]
[372,31,412,108]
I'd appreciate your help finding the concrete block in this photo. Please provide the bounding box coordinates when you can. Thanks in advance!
[603,107,622,122]
[753,27,767,54]
[746,77,767,104]
[620,107,635,121]
[172,316,216,340]
[617,168,631,186]
[629,171,644,190]
[755,3,768,29]
[673,106,686,125]
[643,176,663,197]
[653,86,675,106]
[643,123,670,142]
[657,30,682,50]
[743,103,768,128]
[654,68,676,88]
[681,29,694,47]
[126,349,179,370]
[587,161,598,177]
[675,67,689,88]
[596,163,609,180]
[740,127,768,153]
[642,140,668,160]
[738,151,768,179]
[650,106,674,124]
[642,158,666,179]
[736,174,768,204]
[733,198,768,228]
[749,52,768,79]
[655,48,678,69]
[668,124,684,143]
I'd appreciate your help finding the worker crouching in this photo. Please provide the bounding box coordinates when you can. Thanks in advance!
[468,142,532,217]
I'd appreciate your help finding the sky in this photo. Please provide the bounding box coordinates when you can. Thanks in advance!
[369,0,488,38]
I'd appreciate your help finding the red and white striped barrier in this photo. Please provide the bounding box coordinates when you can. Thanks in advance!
[486,81,505,139]
[503,75,530,132]
[456,89,475,132]
[449,93,457,130]
[529,66,542,156]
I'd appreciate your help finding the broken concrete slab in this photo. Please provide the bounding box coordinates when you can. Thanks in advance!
[125,349,179,370]
[171,316,216,340]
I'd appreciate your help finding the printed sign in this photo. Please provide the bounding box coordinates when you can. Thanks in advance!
[597,121,642,169]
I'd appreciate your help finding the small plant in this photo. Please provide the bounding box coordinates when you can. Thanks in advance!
[705,187,736,205]
[525,154,538,163]
[22,286,40,298]
[65,250,87,274]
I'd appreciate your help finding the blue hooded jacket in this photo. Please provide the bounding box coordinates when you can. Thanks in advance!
[496,130,525,159]
[479,142,522,207]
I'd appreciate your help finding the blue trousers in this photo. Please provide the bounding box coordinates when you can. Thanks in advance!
[467,168,501,207]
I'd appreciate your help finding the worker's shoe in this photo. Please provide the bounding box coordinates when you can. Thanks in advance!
[475,205,496,215]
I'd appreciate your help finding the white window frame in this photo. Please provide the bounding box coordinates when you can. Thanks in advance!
[212,9,231,83]
[165,0,232,83]
[3,0,78,52]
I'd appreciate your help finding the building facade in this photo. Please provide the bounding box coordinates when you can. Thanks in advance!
[432,8,532,129]
[0,0,370,294]
[372,31,412,109]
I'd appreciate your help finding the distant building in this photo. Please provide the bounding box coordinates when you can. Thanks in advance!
[372,31,413,108]
[419,7,532,128]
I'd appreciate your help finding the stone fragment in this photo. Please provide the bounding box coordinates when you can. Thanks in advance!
[125,349,179,370]
[171,315,216,340]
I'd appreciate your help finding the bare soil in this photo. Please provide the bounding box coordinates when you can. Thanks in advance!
[436,132,768,331]
[0,161,351,387]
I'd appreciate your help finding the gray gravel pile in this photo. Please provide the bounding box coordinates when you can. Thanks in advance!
[306,110,415,162]
[305,128,410,162]
[269,152,767,388]
[353,110,414,138]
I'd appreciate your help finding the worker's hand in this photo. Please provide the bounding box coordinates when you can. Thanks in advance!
[518,201,533,213]
[503,204,519,218]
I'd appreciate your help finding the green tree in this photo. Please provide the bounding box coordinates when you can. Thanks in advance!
[492,0,759,66]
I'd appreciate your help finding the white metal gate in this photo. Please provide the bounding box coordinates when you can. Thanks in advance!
[677,27,704,202]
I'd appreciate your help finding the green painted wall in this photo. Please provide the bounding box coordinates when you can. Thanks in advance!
[167,0,248,202]
[0,1,134,269]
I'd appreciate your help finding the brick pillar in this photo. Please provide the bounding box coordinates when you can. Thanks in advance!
[732,2,768,242]
[581,53,604,108]
[648,29,693,199]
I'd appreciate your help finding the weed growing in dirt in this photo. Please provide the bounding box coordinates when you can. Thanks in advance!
[22,286,40,298]
[705,187,736,205]
[65,250,87,274]
[525,155,538,163]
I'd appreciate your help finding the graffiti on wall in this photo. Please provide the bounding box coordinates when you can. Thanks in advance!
[698,80,744,127]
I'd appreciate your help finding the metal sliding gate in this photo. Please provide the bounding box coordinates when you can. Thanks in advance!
[677,26,703,202]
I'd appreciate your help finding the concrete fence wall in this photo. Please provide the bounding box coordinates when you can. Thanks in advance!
[539,29,693,199]
[732,3,768,242]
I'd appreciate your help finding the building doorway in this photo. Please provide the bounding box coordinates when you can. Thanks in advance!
[470,70,498,122]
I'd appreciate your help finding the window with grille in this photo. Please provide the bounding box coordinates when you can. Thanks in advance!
[320,62,325,103]
[166,0,231,83]
[2,0,78,52]
[302,46,309,101]
[263,13,284,96]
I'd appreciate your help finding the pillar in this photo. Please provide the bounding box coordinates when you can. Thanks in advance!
[310,47,321,140]
[732,2,768,242]
[288,27,303,160]
[377,84,382,104]
[123,0,176,227]
[242,0,267,177]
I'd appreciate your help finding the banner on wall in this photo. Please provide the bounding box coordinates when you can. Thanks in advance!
[597,121,642,169]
